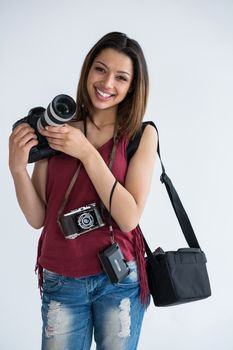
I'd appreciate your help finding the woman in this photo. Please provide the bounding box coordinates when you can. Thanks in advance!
[9,32,158,350]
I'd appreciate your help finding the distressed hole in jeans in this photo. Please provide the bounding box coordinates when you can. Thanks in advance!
[45,300,61,338]
[118,298,131,338]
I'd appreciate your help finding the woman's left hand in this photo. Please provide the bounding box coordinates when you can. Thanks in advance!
[40,124,92,161]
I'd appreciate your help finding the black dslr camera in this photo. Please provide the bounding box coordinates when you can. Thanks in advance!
[12,94,76,163]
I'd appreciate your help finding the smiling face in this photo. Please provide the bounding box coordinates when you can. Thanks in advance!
[86,48,134,114]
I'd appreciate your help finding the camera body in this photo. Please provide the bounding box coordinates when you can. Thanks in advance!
[13,106,58,163]
[12,94,76,163]
[58,202,106,240]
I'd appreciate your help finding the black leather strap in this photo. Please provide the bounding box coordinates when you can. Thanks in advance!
[126,120,201,249]
[108,179,118,243]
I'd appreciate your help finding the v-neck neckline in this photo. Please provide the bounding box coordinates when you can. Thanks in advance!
[95,137,114,151]
[83,119,115,151]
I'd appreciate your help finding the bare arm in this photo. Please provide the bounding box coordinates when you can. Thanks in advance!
[81,125,158,232]
[9,123,47,229]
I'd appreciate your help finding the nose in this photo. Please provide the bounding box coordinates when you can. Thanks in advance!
[101,73,114,91]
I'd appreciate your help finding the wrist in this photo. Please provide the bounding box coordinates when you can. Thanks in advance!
[79,142,98,165]
[10,166,28,179]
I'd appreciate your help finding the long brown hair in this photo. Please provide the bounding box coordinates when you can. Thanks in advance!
[75,32,149,140]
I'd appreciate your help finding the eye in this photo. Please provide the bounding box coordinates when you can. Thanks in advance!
[95,66,105,73]
[117,75,128,82]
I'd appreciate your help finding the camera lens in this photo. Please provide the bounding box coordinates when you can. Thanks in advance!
[37,94,76,131]
[53,95,76,119]
[56,102,69,115]
[78,213,94,230]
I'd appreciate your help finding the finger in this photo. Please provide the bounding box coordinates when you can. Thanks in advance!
[24,139,39,153]
[40,129,65,139]
[12,123,34,137]
[11,128,37,146]
[11,126,35,144]
[47,141,62,151]
[47,137,64,146]
[18,132,38,147]
[44,124,69,133]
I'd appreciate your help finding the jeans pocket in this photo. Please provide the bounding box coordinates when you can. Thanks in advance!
[114,260,139,288]
[43,269,65,293]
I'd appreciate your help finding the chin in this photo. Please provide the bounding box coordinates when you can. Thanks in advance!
[91,98,118,111]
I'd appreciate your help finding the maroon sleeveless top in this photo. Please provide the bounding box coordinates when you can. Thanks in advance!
[35,133,149,304]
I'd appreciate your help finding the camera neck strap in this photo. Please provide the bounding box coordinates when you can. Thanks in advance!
[57,162,82,228]
[84,118,120,243]
[57,118,120,243]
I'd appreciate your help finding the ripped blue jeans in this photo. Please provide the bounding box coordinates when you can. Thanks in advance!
[41,260,150,350]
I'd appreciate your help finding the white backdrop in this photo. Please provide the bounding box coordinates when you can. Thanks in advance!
[1,0,232,349]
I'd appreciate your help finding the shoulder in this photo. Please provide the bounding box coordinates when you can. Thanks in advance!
[125,121,158,163]
[127,122,158,161]
[140,123,158,148]
[124,122,157,221]
[33,158,48,172]
[131,123,157,165]
[32,158,48,205]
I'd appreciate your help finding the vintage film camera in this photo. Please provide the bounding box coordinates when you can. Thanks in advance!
[58,202,106,240]
[12,94,76,163]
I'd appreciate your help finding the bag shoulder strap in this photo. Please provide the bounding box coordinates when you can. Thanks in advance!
[126,121,201,249]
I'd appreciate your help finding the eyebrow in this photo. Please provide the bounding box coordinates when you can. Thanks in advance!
[95,60,131,76]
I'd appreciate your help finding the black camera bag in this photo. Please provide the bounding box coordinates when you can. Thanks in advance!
[126,121,212,307]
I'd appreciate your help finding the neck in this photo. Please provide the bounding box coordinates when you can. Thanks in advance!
[90,107,117,128]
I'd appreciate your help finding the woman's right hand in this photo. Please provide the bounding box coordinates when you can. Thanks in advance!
[9,123,38,174]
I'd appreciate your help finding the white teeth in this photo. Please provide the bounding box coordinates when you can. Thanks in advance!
[96,88,113,98]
